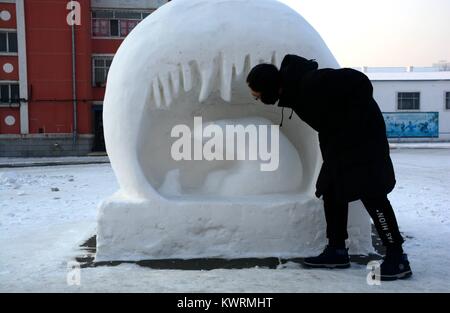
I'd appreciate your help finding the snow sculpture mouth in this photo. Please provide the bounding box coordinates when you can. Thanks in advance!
[97,0,372,261]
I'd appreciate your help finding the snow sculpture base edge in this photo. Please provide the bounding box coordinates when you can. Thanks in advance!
[95,193,372,261]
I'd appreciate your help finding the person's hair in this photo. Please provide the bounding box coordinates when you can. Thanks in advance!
[246,63,280,93]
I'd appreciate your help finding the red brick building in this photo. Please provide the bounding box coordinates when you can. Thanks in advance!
[0,0,169,156]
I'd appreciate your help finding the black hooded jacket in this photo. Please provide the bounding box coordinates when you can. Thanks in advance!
[278,54,396,202]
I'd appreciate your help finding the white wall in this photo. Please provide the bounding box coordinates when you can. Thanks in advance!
[372,80,450,141]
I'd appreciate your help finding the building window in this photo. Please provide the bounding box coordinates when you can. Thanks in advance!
[446,92,450,110]
[398,92,420,110]
[92,10,153,38]
[92,56,113,87]
[0,31,18,53]
[0,83,19,104]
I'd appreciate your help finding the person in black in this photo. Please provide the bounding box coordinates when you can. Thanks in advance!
[247,54,412,281]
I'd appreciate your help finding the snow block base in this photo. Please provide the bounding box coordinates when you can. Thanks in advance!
[95,193,373,262]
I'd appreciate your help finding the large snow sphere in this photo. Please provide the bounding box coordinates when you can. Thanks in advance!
[98,0,372,261]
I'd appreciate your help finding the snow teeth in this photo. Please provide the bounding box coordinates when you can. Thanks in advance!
[243,54,252,77]
[220,55,232,102]
[169,68,180,97]
[271,51,280,67]
[149,52,280,108]
[233,54,250,77]
[152,77,162,108]
[199,58,219,103]
[181,63,193,92]
[159,72,172,107]
[249,54,259,72]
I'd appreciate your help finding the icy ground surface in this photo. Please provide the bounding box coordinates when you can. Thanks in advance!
[0,149,449,292]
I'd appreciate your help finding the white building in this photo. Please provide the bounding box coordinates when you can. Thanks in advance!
[354,67,450,142]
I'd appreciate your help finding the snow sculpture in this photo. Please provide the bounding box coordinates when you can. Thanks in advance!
[97,0,372,261]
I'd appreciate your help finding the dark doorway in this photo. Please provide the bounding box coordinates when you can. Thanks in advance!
[92,105,106,152]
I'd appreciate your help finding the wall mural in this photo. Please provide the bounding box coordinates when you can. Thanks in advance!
[383,112,439,138]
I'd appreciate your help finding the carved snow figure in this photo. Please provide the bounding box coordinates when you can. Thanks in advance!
[97,0,372,261]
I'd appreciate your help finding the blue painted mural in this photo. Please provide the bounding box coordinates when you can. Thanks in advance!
[383,112,439,138]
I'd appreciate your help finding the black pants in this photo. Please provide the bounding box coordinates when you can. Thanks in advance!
[323,192,404,250]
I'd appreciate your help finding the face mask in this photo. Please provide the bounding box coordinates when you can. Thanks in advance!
[260,90,279,105]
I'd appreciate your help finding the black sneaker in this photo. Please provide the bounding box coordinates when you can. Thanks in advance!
[303,246,350,269]
[374,253,412,281]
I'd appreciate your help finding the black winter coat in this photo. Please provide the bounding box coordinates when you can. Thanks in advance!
[278,54,396,202]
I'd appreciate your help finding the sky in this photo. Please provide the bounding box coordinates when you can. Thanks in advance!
[278,0,450,67]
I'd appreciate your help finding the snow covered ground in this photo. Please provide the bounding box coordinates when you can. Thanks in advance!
[0,149,449,292]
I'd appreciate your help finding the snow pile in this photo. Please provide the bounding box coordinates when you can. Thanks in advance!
[0,171,75,190]
[0,172,20,188]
